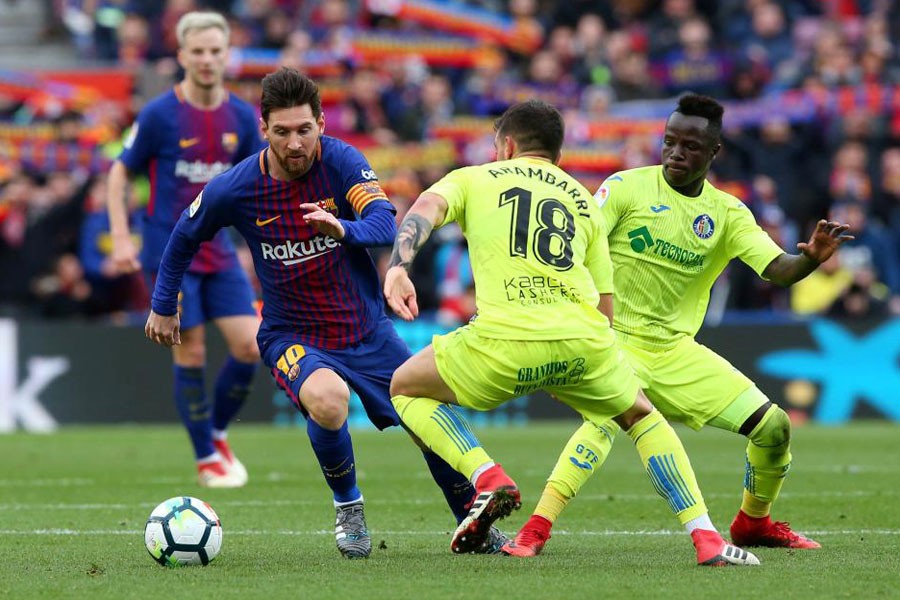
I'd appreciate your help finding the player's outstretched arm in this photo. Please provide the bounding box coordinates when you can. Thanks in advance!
[384,192,449,321]
[763,219,854,287]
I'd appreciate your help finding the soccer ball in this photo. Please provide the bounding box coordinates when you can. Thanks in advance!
[144,496,222,566]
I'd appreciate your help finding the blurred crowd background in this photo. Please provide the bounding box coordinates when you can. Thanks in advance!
[2,0,900,327]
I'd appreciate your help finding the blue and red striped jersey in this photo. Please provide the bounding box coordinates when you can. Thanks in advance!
[118,84,263,274]
[153,135,397,351]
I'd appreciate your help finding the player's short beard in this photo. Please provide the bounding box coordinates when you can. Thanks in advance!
[273,147,310,178]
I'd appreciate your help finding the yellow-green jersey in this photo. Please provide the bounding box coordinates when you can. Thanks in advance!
[596,165,784,347]
[427,156,612,340]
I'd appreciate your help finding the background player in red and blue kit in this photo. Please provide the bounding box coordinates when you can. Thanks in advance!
[145,67,503,559]
[106,12,263,488]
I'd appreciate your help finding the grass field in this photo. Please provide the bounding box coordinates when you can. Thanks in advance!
[1,422,898,599]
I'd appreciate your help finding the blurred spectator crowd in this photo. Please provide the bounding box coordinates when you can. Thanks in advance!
[2,0,900,324]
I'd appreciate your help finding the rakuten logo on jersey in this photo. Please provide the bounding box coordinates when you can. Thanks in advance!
[175,160,233,183]
[261,236,339,265]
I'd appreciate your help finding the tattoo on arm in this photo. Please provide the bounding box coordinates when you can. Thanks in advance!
[390,214,433,270]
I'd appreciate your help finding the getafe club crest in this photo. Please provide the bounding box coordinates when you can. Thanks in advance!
[692,214,715,239]
[221,132,238,153]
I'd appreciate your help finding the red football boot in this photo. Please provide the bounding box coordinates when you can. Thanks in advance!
[450,464,521,554]
[501,516,552,557]
[730,510,821,549]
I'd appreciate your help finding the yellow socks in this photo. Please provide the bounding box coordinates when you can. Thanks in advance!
[536,419,620,522]
[740,407,792,518]
[626,409,708,524]
[391,394,490,479]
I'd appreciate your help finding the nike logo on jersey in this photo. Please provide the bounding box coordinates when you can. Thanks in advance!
[282,248,336,265]
[179,137,200,148]
[255,215,282,227]
[650,204,671,213]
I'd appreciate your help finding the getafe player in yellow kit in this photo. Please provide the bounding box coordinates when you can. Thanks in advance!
[384,99,759,566]
[502,94,854,558]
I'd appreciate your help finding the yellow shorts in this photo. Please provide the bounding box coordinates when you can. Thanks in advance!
[433,325,640,425]
[615,332,756,430]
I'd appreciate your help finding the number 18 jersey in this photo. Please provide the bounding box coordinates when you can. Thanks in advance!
[427,156,611,340]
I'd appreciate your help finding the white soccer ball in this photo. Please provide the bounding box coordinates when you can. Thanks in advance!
[144,496,222,566]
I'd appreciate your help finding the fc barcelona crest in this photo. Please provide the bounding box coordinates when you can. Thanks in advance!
[222,132,238,153]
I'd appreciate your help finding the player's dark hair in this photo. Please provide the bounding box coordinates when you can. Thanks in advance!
[260,67,322,121]
[675,93,724,141]
[494,99,564,162]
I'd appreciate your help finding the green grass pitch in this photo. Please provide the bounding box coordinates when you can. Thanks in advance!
[1,422,898,599]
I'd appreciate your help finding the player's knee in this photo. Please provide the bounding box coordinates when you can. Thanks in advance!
[230,339,260,363]
[613,389,654,431]
[751,405,792,448]
[389,364,413,398]
[302,389,349,429]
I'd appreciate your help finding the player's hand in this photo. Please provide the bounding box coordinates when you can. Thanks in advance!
[384,265,419,321]
[110,232,141,274]
[797,219,855,264]
[300,203,345,240]
[145,310,181,347]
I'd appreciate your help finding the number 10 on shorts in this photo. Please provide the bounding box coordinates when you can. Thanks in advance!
[276,344,306,381]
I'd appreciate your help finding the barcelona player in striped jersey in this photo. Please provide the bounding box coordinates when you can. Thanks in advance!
[505,95,853,558]
[107,12,264,489]
[145,67,501,559]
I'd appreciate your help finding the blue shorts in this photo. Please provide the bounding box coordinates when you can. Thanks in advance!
[265,318,411,430]
[154,265,256,330]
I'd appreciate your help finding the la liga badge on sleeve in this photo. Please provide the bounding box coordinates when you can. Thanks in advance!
[189,193,203,218]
